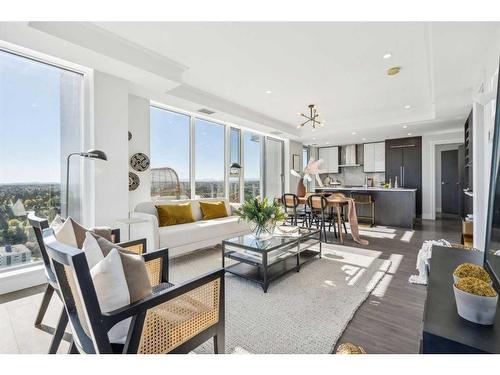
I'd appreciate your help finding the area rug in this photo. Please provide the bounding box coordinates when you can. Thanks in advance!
[169,243,390,354]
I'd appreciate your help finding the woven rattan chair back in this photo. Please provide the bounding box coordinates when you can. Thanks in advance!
[307,194,328,211]
[151,167,182,199]
[42,228,112,354]
[330,192,347,200]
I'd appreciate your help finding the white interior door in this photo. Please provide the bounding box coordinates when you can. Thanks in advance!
[265,137,284,200]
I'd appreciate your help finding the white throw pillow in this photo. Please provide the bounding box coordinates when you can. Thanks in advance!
[49,215,64,230]
[53,218,78,248]
[90,248,131,344]
[82,232,105,269]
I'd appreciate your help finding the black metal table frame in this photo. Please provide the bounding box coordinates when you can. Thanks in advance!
[222,229,322,293]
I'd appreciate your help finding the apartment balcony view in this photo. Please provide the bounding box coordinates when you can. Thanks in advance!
[1,5,500,374]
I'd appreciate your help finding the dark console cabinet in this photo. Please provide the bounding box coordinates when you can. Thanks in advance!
[422,246,500,354]
[385,136,422,215]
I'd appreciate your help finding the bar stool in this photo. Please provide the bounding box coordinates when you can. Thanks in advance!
[282,193,309,227]
[350,191,375,226]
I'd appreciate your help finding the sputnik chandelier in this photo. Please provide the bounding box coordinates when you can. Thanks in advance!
[297,104,325,130]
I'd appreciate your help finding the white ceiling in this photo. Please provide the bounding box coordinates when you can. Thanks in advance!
[93,22,500,145]
[11,22,500,145]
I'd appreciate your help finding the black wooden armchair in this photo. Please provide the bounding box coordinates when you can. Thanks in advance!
[29,213,165,353]
[42,227,225,354]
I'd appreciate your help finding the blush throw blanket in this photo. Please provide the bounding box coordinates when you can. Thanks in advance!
[344,198,369,246]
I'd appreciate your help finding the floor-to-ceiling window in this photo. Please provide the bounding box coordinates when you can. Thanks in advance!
[244,132,262,200]
[229,127,241,203]
[0,49,83,271]
[264,137,284,200]
[150,107,191,198]
[194,118,225,198]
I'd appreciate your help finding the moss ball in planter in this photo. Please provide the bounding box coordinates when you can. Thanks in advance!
[455,277,497,297]
[336,343,366,354]
[453,263,491,284]
[453,277,498,325]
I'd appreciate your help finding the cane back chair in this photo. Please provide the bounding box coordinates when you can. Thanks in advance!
[328,192,349,237]
[42,227,225,354]
[29,213,163,353]
[307,194,334,243]
[281,193,309,227]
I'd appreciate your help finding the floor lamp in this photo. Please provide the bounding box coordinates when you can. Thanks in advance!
[65,149,107,218]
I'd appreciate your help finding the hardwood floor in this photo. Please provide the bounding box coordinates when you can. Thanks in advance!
[335,216,461,353]
[0,217,461,354]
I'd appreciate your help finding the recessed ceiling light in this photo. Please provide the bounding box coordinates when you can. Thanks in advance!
[383,53,392,59]
[326,141,330,144]
[403,125,408,129]
[387,66,401,76]
[312,137,316,140]
[407,133,412,136]
[265,90,272,94]
[352,132,357,135]
[404,104,411,109]
[362,138,366,141]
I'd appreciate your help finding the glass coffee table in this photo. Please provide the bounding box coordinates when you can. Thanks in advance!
[222,227,321,293]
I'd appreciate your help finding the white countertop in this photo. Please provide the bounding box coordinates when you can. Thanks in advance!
[316,186,417,192]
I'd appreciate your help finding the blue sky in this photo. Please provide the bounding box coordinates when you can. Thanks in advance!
[0,49,262,184]
[150,107,261,181]
[0,50,64,184]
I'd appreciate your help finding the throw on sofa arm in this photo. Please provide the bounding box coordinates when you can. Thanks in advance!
[129,212,159,252]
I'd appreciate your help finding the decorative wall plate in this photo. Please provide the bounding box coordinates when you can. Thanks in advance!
[129,172,140,191]
[128,131,132,141]
[130,152,150,172]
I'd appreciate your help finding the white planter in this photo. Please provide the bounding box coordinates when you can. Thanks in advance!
[453,285,498,325]
[453,274,492,285]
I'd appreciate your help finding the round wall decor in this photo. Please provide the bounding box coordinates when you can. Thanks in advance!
[128,131,132,141]
[130,152,150,172]
[129,172,140,191]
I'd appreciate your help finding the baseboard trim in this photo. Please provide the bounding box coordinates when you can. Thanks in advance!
[0,264,46,295]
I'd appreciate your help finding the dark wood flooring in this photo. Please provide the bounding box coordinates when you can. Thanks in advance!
[0,216,461,354]
[335,216,462,353]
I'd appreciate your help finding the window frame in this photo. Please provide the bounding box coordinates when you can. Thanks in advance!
[0,42,90,287]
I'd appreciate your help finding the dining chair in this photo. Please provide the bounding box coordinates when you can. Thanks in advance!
[282,193,309,227]
[307,194,334,242]
[329,192,349,236]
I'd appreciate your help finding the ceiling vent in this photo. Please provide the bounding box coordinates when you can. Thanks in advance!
[198,108,216,115]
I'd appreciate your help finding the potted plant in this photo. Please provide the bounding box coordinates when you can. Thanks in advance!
[235,197,286,239]
[453,276,498,325]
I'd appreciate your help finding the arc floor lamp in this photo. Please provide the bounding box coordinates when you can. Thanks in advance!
[65,149,107,218]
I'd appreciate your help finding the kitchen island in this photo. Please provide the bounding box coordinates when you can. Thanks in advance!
[315,187,417,229]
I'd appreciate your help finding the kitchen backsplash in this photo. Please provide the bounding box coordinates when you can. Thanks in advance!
[319,166,385,187]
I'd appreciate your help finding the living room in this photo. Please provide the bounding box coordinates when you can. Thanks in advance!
[2,1,500,371]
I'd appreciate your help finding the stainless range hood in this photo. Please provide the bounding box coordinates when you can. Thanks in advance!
[338,144,362,167]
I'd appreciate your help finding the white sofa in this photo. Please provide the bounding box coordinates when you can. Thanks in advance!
[130,198,250,257]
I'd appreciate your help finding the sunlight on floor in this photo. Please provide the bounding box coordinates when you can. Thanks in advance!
[343,224,397,239]
[400,230,415,242]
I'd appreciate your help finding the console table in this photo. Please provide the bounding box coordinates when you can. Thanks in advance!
[422,246,500,353]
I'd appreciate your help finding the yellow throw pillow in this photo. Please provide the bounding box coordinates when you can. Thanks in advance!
[156,203,195,227]
[199,201,228,220]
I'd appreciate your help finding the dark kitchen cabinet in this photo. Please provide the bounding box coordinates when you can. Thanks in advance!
[385,136,422,216]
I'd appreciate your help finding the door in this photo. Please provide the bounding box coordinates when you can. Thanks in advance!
[385,145,403,186]
[441,150,459,214]
[402,145,423,215]
[264,137,284,200]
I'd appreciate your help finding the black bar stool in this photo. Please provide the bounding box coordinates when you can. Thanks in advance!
[350,191,375,226]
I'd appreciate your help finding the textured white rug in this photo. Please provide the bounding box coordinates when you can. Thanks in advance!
[170,243,390,354]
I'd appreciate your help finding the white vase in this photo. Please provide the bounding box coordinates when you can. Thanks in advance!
[453,285,498,325]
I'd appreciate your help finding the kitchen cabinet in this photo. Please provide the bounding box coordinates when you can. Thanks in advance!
[318,146,339,173]
[363,142,385,172]
[385,136,422,215]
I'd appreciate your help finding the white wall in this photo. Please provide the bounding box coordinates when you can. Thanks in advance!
[422,130,464,220]
[435,143,461,213]
[128,95,151,211]
[91,72,130,226]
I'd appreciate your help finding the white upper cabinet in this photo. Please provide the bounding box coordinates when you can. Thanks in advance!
[318,146,339,173]
[363,142,385,172]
